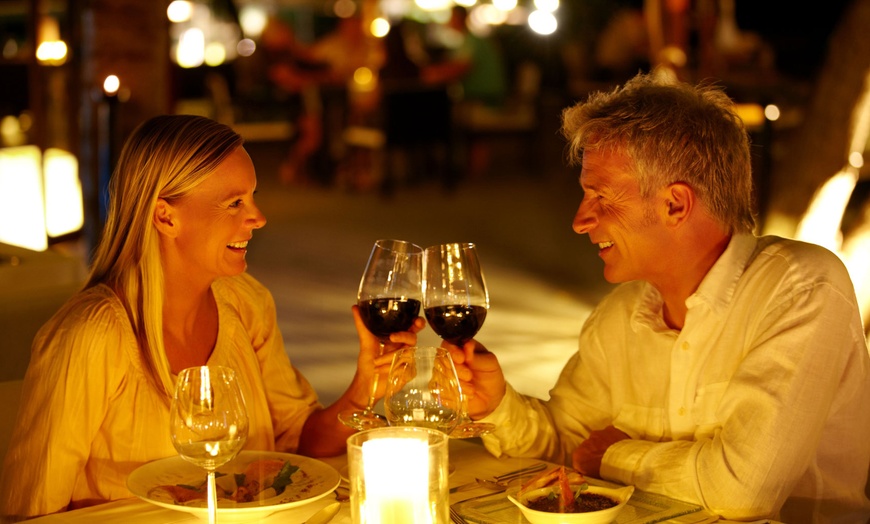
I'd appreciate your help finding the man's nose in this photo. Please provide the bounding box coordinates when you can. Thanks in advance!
[572,200,597,234]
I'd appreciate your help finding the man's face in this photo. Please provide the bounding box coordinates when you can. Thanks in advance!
[572,149,670,284]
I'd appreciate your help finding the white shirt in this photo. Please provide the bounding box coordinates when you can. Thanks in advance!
[482,234,870,523]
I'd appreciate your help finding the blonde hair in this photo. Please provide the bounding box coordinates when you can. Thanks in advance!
[561,72,757,234]
[86,114,243,397]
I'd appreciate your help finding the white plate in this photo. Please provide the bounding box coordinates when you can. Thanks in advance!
[127,450,341,523]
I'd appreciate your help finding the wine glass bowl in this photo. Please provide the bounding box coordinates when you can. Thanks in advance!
[423,242,494,438]
[339,239,424,431]
[423,242,489,346]
[171,365,249,524]
[384,346,462,435]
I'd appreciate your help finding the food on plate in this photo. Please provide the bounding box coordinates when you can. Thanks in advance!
[148,458,301,505]
[526,490,619,513]
[517,466,598,513]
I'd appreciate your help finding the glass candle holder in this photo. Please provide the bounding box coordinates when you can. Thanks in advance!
[347,426,449,524]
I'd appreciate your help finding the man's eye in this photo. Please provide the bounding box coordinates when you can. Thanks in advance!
[229,199,242,208]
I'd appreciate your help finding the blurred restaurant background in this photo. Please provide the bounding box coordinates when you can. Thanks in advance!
[1,0,869,414]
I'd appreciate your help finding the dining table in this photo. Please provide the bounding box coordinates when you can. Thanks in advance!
[24,437,766,524]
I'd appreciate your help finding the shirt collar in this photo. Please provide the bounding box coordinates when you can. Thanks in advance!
[685,233,757,313]
[630,233,758,330]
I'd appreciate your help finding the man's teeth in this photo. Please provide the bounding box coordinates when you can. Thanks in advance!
[599,241,614,249]
[227,241,248,249]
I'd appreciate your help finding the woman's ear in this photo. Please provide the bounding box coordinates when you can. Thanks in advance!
[153,198,178,237]
[663,182,693,226]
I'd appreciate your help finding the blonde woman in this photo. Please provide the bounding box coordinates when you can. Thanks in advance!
[0,115,423,520]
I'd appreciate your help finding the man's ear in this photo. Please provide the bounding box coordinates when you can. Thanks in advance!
[153,198,178,237]
[662,182,694,226]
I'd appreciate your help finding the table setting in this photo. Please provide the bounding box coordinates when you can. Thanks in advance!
[20,239,776,524]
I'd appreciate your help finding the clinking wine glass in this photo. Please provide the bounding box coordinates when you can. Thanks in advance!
[338,239,424,431]
[423,242,495,438]
[383,346,462,435]
[171,366,249,524]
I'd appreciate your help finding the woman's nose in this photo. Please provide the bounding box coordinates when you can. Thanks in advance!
[250,205,267,229]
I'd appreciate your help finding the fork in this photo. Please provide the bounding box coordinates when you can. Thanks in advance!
[449,462,547,493]
[450,505,468,524]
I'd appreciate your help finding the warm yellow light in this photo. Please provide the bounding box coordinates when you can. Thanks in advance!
[764,104,781,121]
[415,0,452,11]
[0,146,47,251]
[492,0,518,11]
[848,151,864,169]
[795,169,858,252]
[167,0,193,23]
[734,103,764,128]
[528,9,557,34]
[204,42,226,66]
[35,41,67,64]
[44,148,83,238]
[353,66,375,89]
[371,17,391,38]
[238,5,268,38]
[103,75,120,96]
[177,28,205,68]
[534,0,559,11]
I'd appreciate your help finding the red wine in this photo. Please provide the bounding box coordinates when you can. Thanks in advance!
[359,298,421,339]
[425,305,487,345]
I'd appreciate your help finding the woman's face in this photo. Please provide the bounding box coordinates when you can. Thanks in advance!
[169,146,266,282]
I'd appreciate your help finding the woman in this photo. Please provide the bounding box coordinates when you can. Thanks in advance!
[0,115,422,520]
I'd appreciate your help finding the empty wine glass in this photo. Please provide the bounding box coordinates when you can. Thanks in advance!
[383,346,462,435]
[171,366,249,524]
[423,242,494,438]
[339,239,424,431]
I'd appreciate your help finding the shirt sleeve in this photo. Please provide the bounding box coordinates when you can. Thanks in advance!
[231,274,320,453]
[0,290,130,519]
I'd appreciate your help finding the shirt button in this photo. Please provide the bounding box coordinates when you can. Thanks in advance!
[678,407,686,416]
[681,341,690,351]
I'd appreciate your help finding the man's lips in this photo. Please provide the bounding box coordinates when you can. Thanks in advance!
[227,240,249,249]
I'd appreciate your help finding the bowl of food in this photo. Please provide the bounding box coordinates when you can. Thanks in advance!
[506,466,634,524]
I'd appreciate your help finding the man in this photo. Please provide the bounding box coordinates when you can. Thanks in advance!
[448,71,870,523]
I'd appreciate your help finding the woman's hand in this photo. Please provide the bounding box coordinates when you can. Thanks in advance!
[351,304,425,400]
[443,339,506,420]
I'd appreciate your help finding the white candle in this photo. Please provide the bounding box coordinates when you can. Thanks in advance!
[362,437,431,524]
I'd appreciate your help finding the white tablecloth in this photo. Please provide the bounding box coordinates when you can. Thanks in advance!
[25,438,549,524]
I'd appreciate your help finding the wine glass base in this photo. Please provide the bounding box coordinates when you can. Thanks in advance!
[449,422,496,439]
[338,410,388,431]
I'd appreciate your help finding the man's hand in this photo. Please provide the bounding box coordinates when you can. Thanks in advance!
[444,339,506,419]
[572,425,630,478]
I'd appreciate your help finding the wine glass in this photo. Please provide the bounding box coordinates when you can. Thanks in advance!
[171,366,249,524]
[339,239,424,430]
[423,242,495,438]
[383,346,462,435]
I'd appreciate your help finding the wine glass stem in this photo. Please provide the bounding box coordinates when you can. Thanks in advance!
[207,470,217,524]
[365,343,384,412]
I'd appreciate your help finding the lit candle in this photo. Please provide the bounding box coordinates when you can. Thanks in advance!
[361,437,430,523]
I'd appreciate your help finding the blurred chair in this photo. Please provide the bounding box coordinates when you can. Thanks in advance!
[452,61,542,177]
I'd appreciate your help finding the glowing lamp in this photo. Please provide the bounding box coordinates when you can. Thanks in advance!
[0,145,83,251]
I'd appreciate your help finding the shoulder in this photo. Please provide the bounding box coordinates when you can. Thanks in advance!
[750,235,854,291]
[213,273,277,321]
[31,284,135,362]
